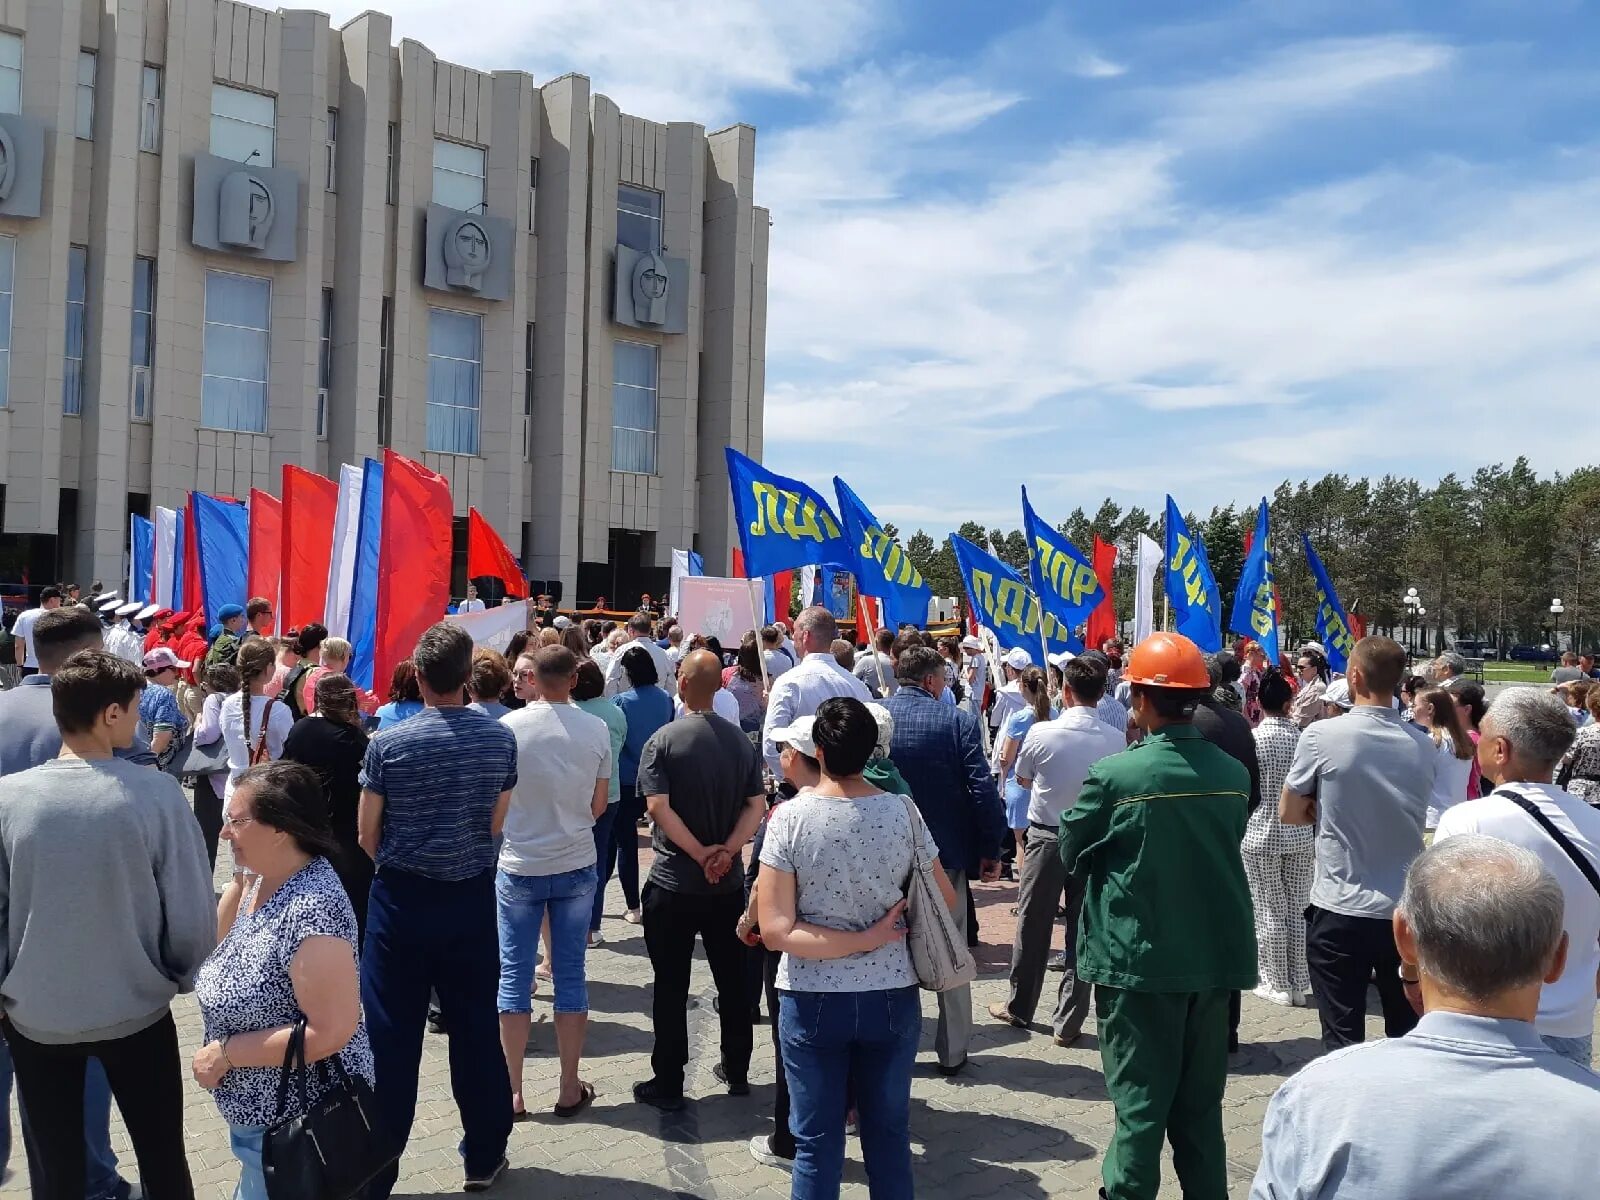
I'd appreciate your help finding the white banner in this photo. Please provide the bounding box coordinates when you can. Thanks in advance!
[445,598,531,654]
[324,463,364,638]
[678,576,765,643]
[1134,532,1163,646]
[151,506,178,610]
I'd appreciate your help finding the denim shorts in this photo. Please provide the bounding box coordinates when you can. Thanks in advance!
[496,864,597,1015]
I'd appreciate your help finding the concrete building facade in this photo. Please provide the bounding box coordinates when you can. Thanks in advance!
[0,0,767,604]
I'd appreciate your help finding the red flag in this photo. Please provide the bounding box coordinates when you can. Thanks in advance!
[466,507,526,598]
[772,569,794,620]
[247,490,282,630]
[280,465,338,633]
[181,502,202,615]
[1084,535,1117,650]
[731,549,747,579]
[374,450,453,692]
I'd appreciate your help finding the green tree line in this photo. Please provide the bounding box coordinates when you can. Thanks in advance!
[894,458,1600,654]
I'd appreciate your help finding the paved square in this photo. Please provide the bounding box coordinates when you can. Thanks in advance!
[7,837,1593,1199]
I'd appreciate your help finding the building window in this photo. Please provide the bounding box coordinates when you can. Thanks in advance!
[378,296,393,446]
[0,33,20,115]
[139,66,162,152]
[201,271,270,433]
[433,139,485,212]
[317,287,333,440]
[0,235,13,408]
[617,185,663,253]
[63,246,87,415]
[523,321,534,460]
[131,257,155,421]
[210,84,275,166]
[611,340,657,474]
[385,122,399,205]
[76,51,95,140]
[527,156,539,233]
[427,308,481,455]
[324,107,337,191]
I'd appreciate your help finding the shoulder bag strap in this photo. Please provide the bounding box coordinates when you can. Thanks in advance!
[1494,786,1600,901]
[898,793,925,887]
[273,1016,310,1122]
[251,694,278,763]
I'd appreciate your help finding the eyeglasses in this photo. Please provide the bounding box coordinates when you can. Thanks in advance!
[221,813,256,831]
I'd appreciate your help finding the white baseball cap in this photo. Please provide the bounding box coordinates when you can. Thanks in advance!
[1323,679,1353,709]
[1047,650,1077,669]
[960,635,982,652]
[1002,647,1034,671]
[767,716,817,757]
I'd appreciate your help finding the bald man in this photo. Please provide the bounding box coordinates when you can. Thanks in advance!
[632,650,767,1110]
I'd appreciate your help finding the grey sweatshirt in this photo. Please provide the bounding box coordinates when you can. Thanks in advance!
[0,756,216,1043]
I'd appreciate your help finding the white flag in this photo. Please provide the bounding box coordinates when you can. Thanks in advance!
[323,463,364,639]
[1133,532,1163,646]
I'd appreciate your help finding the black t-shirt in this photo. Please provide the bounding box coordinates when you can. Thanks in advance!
[636,711,763,895]
[282,715,369,844]
[1191,699,1262,814]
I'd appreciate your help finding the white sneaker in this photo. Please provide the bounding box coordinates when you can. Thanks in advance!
[1292,989,1313,1007]
[748,1135,793,1171]
[623,908,643,925]
[1252,984,1294,1006]
[588,930,605,947]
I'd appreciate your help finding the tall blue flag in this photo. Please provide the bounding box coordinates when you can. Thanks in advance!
[129,514,154,604]
[1229,500,1280,662]
[949,534,1075,664]
[834,477,931,627]
[1163,496,1223,652]
[725,447,849,577]
[348,456,384,691]
[1301,533,1355,672]
[1021,486,1102,636]
[192,493,250,631]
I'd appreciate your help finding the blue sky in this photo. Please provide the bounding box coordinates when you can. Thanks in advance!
[331,0,1600,531]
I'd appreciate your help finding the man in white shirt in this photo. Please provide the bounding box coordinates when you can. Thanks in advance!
[459,583,487,613]
[1434,687,1600,1065]
[990,656,1126,1043]
[760,606,872,775]
[603,613,677,699]
[988,647,1033,761]
[959,635,989,724]
[106,602,147,665]
[12,585,64,675]
[663,624,686,667]
[852,627,897,699]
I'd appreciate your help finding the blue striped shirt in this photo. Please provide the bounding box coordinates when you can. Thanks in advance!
[359,706,517,881]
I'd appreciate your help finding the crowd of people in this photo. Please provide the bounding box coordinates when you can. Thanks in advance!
[0,580,1597,1200]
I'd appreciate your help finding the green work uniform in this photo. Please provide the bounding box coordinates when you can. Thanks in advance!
[204,630,240,670]
[1059,723,1256,1200]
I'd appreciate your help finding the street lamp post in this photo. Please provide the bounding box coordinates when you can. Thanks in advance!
[1403,587,1421,658]
[1552,598,1565,655]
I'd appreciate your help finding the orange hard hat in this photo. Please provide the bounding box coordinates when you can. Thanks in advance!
[1123,632,1210,690]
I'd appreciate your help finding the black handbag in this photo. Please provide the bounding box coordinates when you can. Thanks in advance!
[262,1018,397,1200]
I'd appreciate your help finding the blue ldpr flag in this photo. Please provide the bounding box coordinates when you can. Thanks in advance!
[834,477,931,627]
[1021,486,1101,637]
[948,534,1075,664]
[725,447,849,577]
[129,514,154,605]
[192,493,250,631]
[1164,496,1223,652]
[1229,500,1280,662]
[1301,533,1356,672]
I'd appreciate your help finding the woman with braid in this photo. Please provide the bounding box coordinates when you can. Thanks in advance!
[220,638,295,810]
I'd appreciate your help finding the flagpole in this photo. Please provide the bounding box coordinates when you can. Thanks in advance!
[746,579,771,695]
[862,596,890,697]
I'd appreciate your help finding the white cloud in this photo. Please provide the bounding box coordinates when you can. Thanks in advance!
[320,0,880,121]
[1073,53,1127,79]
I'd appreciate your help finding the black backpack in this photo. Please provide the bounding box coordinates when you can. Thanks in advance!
[281,662,313,721]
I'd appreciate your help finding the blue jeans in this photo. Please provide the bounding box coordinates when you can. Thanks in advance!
[779,986,922,1200]
[0,1041,128,1198]
[496,865,597,1014]
[588,805,619,931]
[360,866,512,1197]
[229,1124,267,1200]
[603,787,646,910]
[1542,1032,1594,1067]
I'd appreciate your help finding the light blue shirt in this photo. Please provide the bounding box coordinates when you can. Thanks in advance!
[1251,1011,1600,1200]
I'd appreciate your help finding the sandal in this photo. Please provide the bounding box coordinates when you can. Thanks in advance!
[554,1082,595,1119]
[987,1001,1027,1029]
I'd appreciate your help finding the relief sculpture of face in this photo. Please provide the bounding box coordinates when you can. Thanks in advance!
[0,126,14,204]
[444,216,492,289]
[218,170,275,250]
[632,251,670,324]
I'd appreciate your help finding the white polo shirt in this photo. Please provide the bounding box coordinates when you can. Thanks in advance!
[1434,782,1600,1038]
[1015,706,1127,828]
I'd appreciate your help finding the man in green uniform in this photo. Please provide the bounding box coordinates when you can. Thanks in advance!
[203,603,247,669]
[1059,631,1257,1200]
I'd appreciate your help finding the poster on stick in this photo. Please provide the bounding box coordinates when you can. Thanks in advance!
[678,576,766,644]
[446,598,531,654]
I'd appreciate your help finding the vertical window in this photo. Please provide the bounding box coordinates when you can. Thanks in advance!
[63,246,87,415]
[523,322,534,460]
[617,185,663,253]
[324,107,338,191]
[130,257,155,421]
[432,140,485,212]
[426,308,481,455]
[76,51,96,139]
[0,33,20,115]
[317,287,333,441]
[527,156,539,233]
[210,85,275,166]
[0,235,13,408]
[139,66,162,152]
[385,122,399,204]
[201,271,270,432]
[611,340,657,474]
[378,296,393,445]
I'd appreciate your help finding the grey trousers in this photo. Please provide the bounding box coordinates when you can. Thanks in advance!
[934,869,972,1068]
[1006,825,1092,1038]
